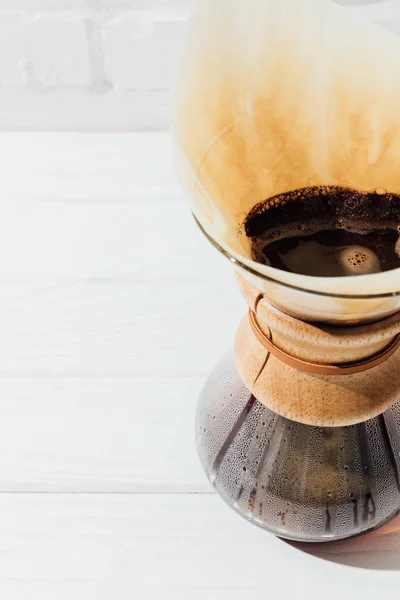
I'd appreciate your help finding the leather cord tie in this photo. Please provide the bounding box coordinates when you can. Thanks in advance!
[249,309,400,377]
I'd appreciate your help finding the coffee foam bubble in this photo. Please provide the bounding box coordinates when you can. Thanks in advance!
[339,246,380,276]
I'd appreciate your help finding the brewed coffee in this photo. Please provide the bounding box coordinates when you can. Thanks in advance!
[245,186,400,277]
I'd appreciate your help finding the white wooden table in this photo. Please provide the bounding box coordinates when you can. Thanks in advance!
[0,132,398,598]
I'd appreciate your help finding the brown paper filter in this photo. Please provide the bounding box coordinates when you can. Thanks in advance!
[173,0,400,303]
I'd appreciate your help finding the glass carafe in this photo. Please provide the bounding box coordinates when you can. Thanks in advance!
[173,0,400,541]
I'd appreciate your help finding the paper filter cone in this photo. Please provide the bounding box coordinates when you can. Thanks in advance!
[173,0,400,322]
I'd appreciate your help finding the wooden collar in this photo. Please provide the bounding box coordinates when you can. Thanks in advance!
[249,309,400,376]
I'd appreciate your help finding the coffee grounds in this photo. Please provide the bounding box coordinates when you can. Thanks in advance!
[244,186,400,277]
[244,186,400,237]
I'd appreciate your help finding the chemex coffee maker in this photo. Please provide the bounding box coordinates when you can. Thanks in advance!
[173,0,400,541]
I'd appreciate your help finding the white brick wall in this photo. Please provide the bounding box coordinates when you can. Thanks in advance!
[26,15,92,86]
[0,0,398,130]
[0,0,190,130]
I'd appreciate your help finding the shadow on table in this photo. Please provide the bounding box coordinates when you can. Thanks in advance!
[286,515,400,570]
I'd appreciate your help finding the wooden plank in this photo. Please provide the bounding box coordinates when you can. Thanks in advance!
[0,493,398,599]
[0,282,242,376]
[0,133,229,283]
[0,376,208,492]
[0,201,229,283]
[0,494,276,599]
[0,132,181,200]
